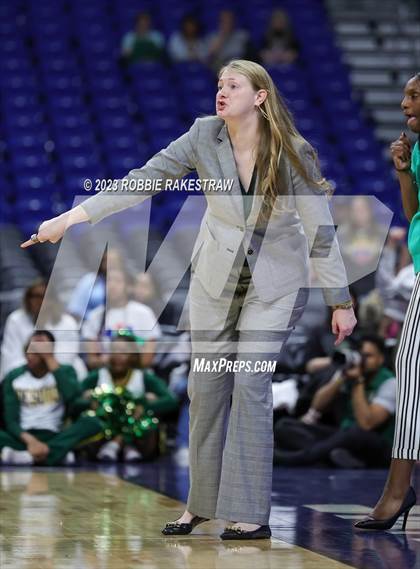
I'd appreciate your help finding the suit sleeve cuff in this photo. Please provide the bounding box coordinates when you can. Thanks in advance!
[322,286,352,306]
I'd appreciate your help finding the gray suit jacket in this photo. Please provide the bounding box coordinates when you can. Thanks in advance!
[81,116,351,305]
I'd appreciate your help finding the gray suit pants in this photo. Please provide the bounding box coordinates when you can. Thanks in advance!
[186,255,308,524]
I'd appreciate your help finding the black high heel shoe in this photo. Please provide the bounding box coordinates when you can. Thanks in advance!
[354,486,417,531]
[220,524,272,540]
[161,515,209,536]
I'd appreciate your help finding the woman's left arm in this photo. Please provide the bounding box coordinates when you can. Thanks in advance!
[80,118,201,226]
[291,141,357,344]
[21,119,202,248]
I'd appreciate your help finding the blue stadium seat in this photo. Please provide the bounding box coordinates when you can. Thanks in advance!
[96,113,133,132]
[60,151,103,172]
[47,93,87,112]
[8,131,49,150]
[107,151,149,179]
[49,112,92,130]
[40,56,79,73]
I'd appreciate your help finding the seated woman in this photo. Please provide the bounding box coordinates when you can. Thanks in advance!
[82,332,179,462]
[120,11,165,64]
[0,331,101,466]
[82,268,161,368]
[0,279,87,382]
[168,14,208,63]
[67,247,124,324]
[205,10,252,71]
[259,9,299,66]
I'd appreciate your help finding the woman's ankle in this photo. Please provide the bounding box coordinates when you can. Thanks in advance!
[383,484,411,501]
[176,510,194,522]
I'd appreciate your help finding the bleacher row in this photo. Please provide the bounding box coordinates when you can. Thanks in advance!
[326,0,420,144]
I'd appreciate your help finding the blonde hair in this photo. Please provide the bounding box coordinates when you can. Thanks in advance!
[218,59,332,220]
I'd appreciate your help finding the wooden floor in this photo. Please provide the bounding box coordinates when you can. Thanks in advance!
[0,470,355,569]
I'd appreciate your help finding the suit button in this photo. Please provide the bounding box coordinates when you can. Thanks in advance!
[247,248,254,255]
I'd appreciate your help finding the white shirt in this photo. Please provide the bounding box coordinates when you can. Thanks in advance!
[81,300,161,341]
[97,368,145,398]
[0,309,87,382]
[12,369,65,433]
[168,32,208,62]
[372,377,397,414]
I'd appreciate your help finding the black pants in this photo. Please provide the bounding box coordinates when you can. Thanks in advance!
[274,418,392,468]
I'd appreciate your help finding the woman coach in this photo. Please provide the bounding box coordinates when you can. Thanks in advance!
[355,73,420,532]
[21,59,356,540]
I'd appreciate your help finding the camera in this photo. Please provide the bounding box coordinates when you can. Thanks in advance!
[332,349,362,370]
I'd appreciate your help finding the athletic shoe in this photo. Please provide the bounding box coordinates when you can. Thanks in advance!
[62,451,76,466]
[174,447,189,468]
[1,447,33,465]
[123,446,143,462]
[97,441,120,462]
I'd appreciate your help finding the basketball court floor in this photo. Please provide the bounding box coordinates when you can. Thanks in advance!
[1,457,419,568]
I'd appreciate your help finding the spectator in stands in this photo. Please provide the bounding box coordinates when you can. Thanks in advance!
[259,9,299,66]
[273,335,396,469]
[82,333,178,462]
[0,279,86,382]
[120,11,165,64]
[339,196,385,299]
[168,14,208,63]
[293,287,362,417]
[132,271,161,316]
[131,270,180,326]
[206,10,252,71]
[379,265,415,352]
[67,247,124,323]
[373,227,413,341]
[0,331,101,466]
[82,268,161,368]
[133,270,186,326]
[84,339,109,372]
[301,286,360,374]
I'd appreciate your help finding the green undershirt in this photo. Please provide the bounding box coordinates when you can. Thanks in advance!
[407,140,420,273]
[341,366,395,445]
[238,166,257,220]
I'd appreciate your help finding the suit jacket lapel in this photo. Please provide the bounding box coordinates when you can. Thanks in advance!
[216,122,245,222]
